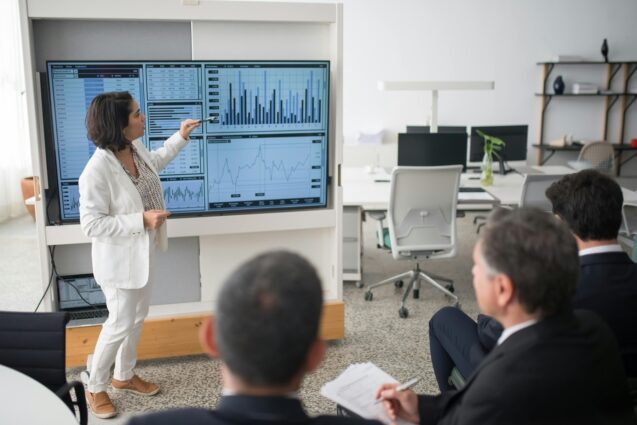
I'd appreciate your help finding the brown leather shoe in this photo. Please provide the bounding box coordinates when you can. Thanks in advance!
[86,391,117,419]
[112,374,160,396]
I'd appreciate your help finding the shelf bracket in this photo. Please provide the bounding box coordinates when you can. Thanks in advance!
[606,95,620,114]
[542,95,553,112]
[608,63,622,87]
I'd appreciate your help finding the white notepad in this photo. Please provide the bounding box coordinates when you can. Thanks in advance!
[320,362,416,425]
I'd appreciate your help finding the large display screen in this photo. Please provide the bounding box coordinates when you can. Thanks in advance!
[46,60,330,221]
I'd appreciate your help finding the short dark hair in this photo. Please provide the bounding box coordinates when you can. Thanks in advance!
[481,207,579,316]
[214,251,323,387]
[85,91,133,152]
[545,170,623,241]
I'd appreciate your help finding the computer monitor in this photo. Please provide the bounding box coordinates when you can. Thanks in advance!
[406,125,467,134]
[45,60,330,222]
[469,125,528,164]
[398,132,468,171]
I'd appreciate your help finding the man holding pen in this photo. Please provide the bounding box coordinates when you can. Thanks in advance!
[376,208,635,425]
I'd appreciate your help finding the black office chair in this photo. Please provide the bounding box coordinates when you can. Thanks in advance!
[0,311,88,425]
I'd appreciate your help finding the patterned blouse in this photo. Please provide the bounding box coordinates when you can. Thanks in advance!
[121,146,165,211]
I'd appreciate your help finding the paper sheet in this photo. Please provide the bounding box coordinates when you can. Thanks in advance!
[320,362,416,425]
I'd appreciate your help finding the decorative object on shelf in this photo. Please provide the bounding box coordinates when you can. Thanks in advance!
[548,135,567,147]
[601,38,609,63]
[20,176,39,220]
[553,75,565,95]
[631,138,637,148]
[476,130,505,187]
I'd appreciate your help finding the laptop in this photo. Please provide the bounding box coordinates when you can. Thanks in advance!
[56,274,109,326]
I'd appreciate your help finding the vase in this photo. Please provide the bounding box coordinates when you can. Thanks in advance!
[480,152,494,186]
[553,75,565,95]
[20,176,39,220]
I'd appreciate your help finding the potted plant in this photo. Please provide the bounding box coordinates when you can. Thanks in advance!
[476,130,505,186]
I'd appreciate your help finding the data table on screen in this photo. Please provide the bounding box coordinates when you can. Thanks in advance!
[149,136,204,176]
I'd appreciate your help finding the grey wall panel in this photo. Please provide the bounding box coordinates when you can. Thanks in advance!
[32,20,191,72]
[52,236,201,307]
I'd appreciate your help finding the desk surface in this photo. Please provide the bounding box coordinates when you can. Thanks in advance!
[342,166,637,210]
[0,364,77,425]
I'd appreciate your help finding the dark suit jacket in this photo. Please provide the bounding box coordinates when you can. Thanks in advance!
[419,311,636,425]
[476,251,637,377]
[127,395,383,425]
[574,252,637,377]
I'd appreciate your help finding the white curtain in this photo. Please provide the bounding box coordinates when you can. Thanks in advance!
[0,0,31,223]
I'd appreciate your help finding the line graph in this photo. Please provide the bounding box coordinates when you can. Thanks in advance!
[161,177,205,211]
[206,135,325,210]
[61,182,80,219]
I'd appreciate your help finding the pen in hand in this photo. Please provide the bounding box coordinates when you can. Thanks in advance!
[197,116,218,124]
[374,377,420,404]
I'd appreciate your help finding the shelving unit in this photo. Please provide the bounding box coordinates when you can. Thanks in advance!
[19,0,346,366]
[535,61,637,174]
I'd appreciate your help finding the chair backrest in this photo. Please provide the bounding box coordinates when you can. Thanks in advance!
[519,174,563,212]
[0,311,69,394]
[387,165,462,260]
[577,141,615,174]
[622,202,637,237]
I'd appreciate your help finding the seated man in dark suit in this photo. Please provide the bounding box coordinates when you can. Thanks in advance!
[429,169,637,392]
[127,251,381,425]
[376,208,635,425]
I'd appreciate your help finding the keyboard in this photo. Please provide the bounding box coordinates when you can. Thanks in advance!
[68,309,109,321]
[459,187,486,193]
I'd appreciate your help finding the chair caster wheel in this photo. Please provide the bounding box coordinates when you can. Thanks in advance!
[394,280,404,288]
[355,281,364,289]
[413,289,419,299]
[398,307,409,318]
[454,301,461,309]
[445,284,455,293]
[364,291,373,301]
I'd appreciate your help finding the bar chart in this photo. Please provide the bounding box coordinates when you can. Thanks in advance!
[147,102,203,135]
[205,64,328,133]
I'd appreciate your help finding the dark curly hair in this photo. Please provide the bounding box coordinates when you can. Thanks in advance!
[545,170,623,241]
[85,91,133,152]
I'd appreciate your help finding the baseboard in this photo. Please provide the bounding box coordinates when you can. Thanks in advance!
[66,300,344,368]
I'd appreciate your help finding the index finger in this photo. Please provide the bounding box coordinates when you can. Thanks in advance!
[157,210,171,217]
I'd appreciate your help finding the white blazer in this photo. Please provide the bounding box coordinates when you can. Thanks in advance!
[79,132,188,289]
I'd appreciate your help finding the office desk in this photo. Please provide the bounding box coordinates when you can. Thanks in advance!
[342,165,637,281]
[0,364,77,425]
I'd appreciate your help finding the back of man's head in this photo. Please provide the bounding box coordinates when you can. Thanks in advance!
[545,170,623,241]
[481,207,579,316]
[215,251,323,387]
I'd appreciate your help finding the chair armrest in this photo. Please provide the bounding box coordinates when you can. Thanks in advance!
[56,380,88,425]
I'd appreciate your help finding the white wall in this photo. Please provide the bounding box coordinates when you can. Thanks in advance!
[342,0,637,173]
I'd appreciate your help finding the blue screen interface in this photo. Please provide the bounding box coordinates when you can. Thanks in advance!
[47,61,330,221]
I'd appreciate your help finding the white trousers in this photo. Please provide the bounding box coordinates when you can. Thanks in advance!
[88,238,155,393]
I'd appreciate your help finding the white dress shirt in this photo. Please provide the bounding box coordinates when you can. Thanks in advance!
[497,319,539,346]
[579,244,623,257]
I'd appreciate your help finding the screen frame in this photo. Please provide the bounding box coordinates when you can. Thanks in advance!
[45,59,331,223]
